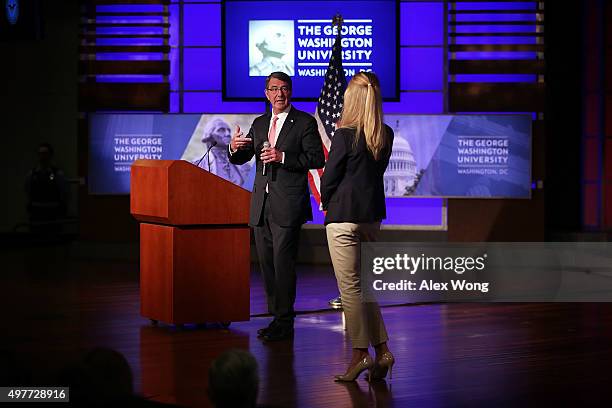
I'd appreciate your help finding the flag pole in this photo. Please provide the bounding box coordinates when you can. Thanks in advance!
[332,13,343,31]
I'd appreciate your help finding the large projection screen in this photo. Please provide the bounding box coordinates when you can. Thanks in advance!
[89,113,531,198]
[222,0,399,101]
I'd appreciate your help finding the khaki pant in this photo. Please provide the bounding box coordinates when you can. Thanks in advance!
[326,222,389,349]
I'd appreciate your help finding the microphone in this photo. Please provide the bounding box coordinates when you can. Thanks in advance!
[194,141,217,171]
[262,141,270,176]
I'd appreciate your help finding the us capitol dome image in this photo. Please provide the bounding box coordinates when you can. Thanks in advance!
[384,121,420,196]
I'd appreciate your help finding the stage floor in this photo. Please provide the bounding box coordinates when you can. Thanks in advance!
[2,244,612,407]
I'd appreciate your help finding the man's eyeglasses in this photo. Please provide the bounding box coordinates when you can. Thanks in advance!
[266,86,290,93]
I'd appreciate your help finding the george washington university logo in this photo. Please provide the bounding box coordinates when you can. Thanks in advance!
[5,0,19,25]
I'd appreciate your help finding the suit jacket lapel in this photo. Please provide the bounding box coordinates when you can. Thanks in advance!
[274,108,296,149]
[257,113,272,147]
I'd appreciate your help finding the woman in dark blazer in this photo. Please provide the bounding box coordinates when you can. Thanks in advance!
[321,72,395,382]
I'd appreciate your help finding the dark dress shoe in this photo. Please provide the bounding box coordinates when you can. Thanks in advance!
[261,324,294,341]
[257,319,279,337]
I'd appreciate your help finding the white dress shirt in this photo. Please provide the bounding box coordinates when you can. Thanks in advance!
[268,105,292,151]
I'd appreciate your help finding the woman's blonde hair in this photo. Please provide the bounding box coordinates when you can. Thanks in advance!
[338,72,386,160]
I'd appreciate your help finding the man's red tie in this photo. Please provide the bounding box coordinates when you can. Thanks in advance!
[268,115,278,147]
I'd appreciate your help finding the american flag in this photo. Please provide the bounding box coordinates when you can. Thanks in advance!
[308,25,347,207]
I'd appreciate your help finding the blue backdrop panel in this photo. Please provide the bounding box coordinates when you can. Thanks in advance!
[90,114,531,198]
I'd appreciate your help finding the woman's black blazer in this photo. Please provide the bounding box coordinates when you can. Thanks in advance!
[321,125,394,225]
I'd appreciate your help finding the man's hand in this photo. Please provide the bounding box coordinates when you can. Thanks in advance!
[260,146,283,164]
[230,125,252,151]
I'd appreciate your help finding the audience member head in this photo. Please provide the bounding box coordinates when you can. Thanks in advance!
[37,142,54,168]
[208,349,259,408]
[61,347,133,406]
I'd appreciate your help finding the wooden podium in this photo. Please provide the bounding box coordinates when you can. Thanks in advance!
[130,160,251,326]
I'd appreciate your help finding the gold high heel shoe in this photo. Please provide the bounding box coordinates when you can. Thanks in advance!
[369,352,395,381]
[334,355,374,382]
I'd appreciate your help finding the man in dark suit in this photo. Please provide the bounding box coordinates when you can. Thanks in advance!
[229,71,325,341]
